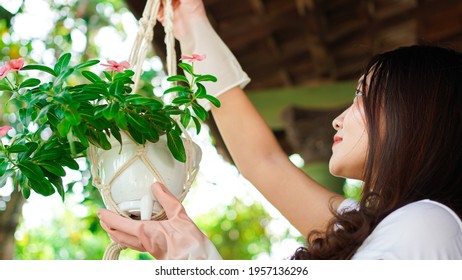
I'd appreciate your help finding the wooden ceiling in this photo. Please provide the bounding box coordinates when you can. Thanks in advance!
[127,0,462,91]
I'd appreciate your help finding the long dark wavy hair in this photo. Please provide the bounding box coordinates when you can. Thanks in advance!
[292,45,462,259]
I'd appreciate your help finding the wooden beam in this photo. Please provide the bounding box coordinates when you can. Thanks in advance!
[218,2,305,49]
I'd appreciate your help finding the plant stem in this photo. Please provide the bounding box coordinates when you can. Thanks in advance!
[4,77,15,90]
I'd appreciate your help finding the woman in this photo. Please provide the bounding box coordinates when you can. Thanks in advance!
[98,0,462,259]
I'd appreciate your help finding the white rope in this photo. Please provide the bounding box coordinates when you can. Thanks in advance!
[128,0,162,92]
[88,0,199,260]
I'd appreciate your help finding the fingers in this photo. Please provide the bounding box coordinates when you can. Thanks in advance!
[152,182,185,220]
[98,209,145,237]
[158,0,181,24]
[100,220,146,252]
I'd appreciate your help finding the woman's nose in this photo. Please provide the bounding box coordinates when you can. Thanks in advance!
[332,118,342,130]
[332,110,347,131]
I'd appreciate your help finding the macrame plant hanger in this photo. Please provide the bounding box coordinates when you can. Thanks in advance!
[88,0,197,260]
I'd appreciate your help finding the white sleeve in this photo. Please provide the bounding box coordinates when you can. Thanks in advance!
[352,200,462,259]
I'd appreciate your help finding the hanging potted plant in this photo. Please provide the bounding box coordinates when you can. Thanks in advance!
[0,52,220,221]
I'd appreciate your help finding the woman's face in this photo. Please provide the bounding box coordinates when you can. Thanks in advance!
[329,78,369,180]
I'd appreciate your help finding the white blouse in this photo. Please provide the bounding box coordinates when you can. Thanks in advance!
[337,198,462,259]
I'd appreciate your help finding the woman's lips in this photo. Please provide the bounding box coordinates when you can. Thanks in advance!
[333,136,343,146]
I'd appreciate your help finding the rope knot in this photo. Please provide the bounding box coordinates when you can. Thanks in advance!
[136,145,146,156]
[93,177,102,187]
[139,18,148,29]
[144,30,154,41]
[101,184,111,192]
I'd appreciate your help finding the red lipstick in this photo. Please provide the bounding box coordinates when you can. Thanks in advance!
[333,136,342,146]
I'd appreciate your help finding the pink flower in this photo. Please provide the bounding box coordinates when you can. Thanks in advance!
[0,66,8,80]
[0,58,25,79]
[101,60,130,73]
[0,125,12,137]
[180,54,206,63]
[6,58,25,71]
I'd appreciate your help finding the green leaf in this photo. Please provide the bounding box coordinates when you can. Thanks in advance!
[18,142,38,161]
[109,80,125,96]
[57,118,71,137]
[81,70,102,83]
[172,97,191,105]
[19,78,41,89]
[49,176,65,201]
[21,65,57,76]
[29,177,55,196]
[54,53,72,74]
[74,59,99,70]
[167,75,189,84]
[33,149,63,161]
[0,170,14,188]
[36,104,53,121]
[144,128,159,143]
[82,83,108,94]
[18,108,29,125]
[103,71,112,81]
[103,102,119,120]
[72,125,89,148]
[18,160,45,180]
[114,111,128,130]
[180,110,191,128]
[195,74,217,83]
[22,185,31,199]
[125,95,163,108]
[109,125,122,148]
[47,110,60,128]
[191,102,208,122]
[0,80,12,91]
[53,91,73,105]
[191,116,202,134]
[8,144,29,153]
[148,112,173,130]
[53,67,74,86]
[178,62,194,76]
[72,91,101,102]
[0,159,8,175]
[195,83,206,98]
[96,131,112,150]
[126,112,150,131]
[127,125,144,144]
[164,85,190,95]
[39,162,66,177]
[204,95,221,108]
[167,129,186,162]
[164,105,183,115]
[86,129,106,150]
[65,110,81,125]
[58,156,80,170]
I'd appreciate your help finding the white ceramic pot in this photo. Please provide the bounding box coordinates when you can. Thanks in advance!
[93,132,201,220]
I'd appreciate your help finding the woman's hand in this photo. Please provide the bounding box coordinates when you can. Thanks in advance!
[98,182,222,260]
[158,0,250,109]
[158,0,207,41]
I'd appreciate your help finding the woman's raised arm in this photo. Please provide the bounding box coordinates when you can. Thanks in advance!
[168,0,345,235]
